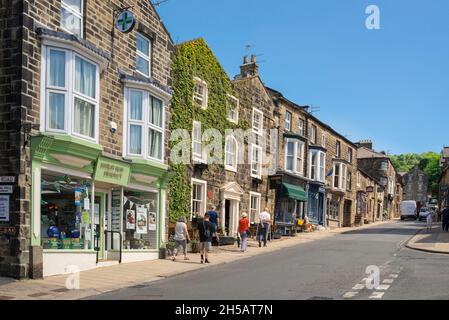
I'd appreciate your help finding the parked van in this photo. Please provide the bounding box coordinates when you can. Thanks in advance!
[400,201,417,220]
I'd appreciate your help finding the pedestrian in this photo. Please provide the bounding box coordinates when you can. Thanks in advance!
[426,211,433,232]
[172,216,190,261]
[197,212,218,264]
[238,212,250,253]
[442,205,449,232]
[207,205,220,230]
[258,207,272,247]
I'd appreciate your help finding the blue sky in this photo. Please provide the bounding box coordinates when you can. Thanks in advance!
[157,0,449,155]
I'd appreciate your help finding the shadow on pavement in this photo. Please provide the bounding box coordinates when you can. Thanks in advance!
[341,226,420,236]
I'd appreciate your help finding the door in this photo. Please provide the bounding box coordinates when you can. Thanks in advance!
[94,193,105,261]
[318,193,324,225]
[225,200,231,236]
[343,200,352,227]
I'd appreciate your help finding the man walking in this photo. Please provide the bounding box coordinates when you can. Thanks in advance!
[198,213,218,264]
[258,207,272,248]
[207,206,220,232]
[442,205,449,232]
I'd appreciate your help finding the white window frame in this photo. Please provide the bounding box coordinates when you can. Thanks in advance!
[191,178,207,221]
[333,162,347,191]
[322,133,327,148]
[285,111,292,132]
[224,135,238,172]
[192,121,203,163]
[193,77,208,109]
[348,148,353,163]
[252,108,263,135]
[41,45,100,143]
[123,88,165,162]
[309,150,326,182]
[310,125,317,144]
[60,0,84,38]
[249,192,261,224]
[285,139,305,176]
[136,33,152,78]
[298,118,305,136]
[227,94,239,124]
[251,144,263,179]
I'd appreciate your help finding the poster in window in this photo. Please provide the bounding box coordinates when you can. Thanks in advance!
[74,188,82,206]
[148,212,156,231]
[0,195,9,222]
[136,207,147,234]
[126,209,136,230]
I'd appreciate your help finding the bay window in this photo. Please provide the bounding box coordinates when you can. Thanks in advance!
[333,162,348,191]
[309,150,326,182]
[43,46,99,142]
[285,139,304,175]
[60,0,83,38]
[125,89,164,161]
[251,144,262,178]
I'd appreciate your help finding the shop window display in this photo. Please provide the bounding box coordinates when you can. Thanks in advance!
[41,173,92,250]
[123,190,158,250]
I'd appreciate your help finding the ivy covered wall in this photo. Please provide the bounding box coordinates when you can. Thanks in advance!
[168,38,246,223]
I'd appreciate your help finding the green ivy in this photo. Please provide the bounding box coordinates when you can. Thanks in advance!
[168,38,248,223]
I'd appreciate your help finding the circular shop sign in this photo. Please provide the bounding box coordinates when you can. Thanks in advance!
[115,10,136,33]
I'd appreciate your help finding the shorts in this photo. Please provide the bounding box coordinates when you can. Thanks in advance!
[200,241,212,252]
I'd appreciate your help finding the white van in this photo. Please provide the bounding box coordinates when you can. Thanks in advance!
[400,201,417,220]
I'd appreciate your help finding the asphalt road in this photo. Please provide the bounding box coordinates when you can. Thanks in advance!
[88,220,449,300]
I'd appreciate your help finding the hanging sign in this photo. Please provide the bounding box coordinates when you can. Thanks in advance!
[0,186,13,194]
[115,10,136,33]
[0,195,10,222]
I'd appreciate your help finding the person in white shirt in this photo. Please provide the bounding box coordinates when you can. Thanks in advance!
[426,211,433,232]
[258,208,272,247]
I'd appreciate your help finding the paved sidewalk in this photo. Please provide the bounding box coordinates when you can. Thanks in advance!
[406,224,449,254]
[0,220,391,300]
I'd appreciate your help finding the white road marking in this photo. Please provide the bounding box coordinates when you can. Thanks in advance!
[383,279,394,284]
[389,274,399,279]
[352,284,365,290]
[375,284,391,290]
[369,292,385,299]
[343,292,359,299]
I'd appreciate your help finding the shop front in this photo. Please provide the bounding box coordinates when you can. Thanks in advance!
[307,183,326,226]
[31,135,171,277]
[270,173,308,236]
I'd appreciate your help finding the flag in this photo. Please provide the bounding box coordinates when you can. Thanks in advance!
[326,168,334,177]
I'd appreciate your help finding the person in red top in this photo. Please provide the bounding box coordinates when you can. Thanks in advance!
[238,212,250,253]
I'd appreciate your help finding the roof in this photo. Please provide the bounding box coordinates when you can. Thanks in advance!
[357,146,389,159]
[357,167,383,186]
[442,147,449,158]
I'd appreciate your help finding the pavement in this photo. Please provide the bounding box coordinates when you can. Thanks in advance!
[0,220,391,300]
[406,223,449,254]
[90,219,449,300]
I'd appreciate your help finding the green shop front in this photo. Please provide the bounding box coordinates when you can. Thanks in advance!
[31,134,171,277]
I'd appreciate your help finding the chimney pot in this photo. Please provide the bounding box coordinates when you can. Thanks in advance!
[251,54,256,63]
[243,56,249,64]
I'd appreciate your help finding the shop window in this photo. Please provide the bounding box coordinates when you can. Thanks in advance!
[225,135,238,172]
[136,33,152,77]
[193,77,208,109]
[60,0,83,38]
[227,94,239,124]
[122,190,158,250]
[126,89,164,161]
[44,47,99,142]
[249,192,261,223]
[191,179,207,220]
[41,173,92,250]
[275,198,303,224]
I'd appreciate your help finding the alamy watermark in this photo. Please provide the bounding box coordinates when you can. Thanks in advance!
[366,5,381,30]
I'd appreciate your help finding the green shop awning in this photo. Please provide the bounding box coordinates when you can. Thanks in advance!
[280,183,307,202]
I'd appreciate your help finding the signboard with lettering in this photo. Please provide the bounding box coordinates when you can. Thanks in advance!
[0,176,15,183]
[111,190,122,233]
[366,186,374,193]
[0,186,13,194]
[94,157,131,186]
[0,195,9,222]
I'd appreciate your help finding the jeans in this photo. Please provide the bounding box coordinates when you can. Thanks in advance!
[240,232,248,252]
[443,223,449,232]
[258,223,269,246]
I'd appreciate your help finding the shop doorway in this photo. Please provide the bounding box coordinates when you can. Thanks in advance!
[94,193,106,261]
[224,199,239,236]
[343,200,352,227]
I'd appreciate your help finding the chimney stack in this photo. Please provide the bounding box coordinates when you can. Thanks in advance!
[356,139,373,150]
[239,54,259,78]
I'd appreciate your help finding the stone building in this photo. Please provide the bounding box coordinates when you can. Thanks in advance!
[0,0,173,279]
[265,88,309,235]
[356,140,399,219]
[356,169,385,224]
[169,42,276,238]
[403,165,428,206]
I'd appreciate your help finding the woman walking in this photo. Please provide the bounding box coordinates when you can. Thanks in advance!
[238,212,250,253]
[172,216,190,261]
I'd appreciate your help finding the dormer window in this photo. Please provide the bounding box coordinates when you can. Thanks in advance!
[193,77,208,109]
[60,0,83,38]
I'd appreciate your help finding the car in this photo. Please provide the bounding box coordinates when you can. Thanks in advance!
[418,207,431,221]
[400,201,417,220]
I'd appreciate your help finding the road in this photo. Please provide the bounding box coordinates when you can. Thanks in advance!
[87,220,449,300]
